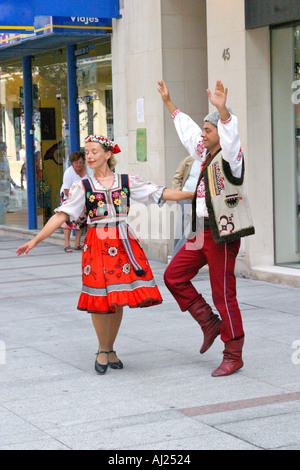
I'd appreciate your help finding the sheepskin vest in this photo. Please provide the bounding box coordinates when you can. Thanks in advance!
[191,149,255,244]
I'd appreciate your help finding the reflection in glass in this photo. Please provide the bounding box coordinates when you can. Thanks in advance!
[77,42,113,147]
[0,61,27,227]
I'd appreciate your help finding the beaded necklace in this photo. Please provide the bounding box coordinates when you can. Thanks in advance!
[94,172,115,186]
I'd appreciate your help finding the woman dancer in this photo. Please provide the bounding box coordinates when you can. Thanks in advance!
[16,136,194,375]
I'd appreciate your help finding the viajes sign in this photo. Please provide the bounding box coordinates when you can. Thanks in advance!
[0,15,113,49]
[0,0,120,33]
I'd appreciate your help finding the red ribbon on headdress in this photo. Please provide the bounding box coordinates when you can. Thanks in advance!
[112,144,121,154]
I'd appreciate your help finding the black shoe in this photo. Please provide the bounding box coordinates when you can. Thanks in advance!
[108,350,123,370]
[95,351,109,375]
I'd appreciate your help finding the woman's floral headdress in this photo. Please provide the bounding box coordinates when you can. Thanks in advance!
[84,135,121,154]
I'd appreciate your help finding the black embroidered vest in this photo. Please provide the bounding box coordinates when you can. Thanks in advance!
[82,174,130,222]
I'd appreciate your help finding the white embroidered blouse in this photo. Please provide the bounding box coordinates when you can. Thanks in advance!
[172,110,243,218]
[55,173,165,225]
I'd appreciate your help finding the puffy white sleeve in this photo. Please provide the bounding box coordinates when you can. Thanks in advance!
[62,167,74,190]
[129,175,166,206]
[54,180,86,221]
[172,109,204,161]
[217,114,243,178]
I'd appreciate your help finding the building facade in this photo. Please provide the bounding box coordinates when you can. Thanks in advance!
[1,0,300,286]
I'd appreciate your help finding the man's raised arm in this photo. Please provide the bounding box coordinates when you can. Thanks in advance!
[157,80,177,115]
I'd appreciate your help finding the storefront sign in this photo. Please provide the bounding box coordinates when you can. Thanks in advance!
[35,16,112,36]
[35,0,120,18]
[0,0,120,33]
[0,0,34,32]
[0,15,113,49]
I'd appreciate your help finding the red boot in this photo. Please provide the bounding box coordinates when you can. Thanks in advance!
[211,337,244,377]
[188,298,221,354]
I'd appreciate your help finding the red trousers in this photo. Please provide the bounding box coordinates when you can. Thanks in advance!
[164,229,244,343]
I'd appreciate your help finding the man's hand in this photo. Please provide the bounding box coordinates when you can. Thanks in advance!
[207,80,230,121]
[157,79,170,103]
[157,79,177,115]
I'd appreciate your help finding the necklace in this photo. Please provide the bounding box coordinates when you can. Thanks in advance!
[94,172,113,182]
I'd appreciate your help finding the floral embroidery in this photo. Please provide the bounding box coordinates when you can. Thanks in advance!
[214,162,225,195]
[197,179,206,198]
[108,247,118,257]
[113,186,129,213]
[196,140,205,158]
[83,244,88,252]
[83,175,130,220]
[220,115,232,125]
[122,263,131,274]
[84,265,91,275]
[172,108,181,120]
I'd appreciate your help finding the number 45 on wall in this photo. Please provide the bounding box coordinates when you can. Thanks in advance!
[222,48,230,61]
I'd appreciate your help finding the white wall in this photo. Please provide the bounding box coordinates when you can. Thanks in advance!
[161,0,208,188]
[112,0,208,261]
[205,0,274,272]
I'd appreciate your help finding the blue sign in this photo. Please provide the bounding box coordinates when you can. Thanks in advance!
[34,16,112,36]
[0,1,34,32]
[52,16,112,34]
[35,0,120,19]
[0,0,120,33]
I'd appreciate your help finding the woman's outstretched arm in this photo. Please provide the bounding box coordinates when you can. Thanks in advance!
[16,212,68,256]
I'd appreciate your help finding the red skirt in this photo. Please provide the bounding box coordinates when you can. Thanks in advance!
[77,226,163,314]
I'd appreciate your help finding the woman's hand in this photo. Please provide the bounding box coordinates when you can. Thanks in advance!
[16,239,37,256]
[16,212,68,256]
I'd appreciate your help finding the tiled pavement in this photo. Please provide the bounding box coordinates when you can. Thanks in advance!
[0,235,300,450]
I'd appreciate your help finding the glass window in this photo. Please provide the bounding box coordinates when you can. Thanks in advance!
[0,59,27,227]
[32,48,68,227]
[76,40,113,147]
[271,24,300,266]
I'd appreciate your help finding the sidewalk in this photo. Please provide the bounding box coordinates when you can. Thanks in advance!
[0,234,300,450]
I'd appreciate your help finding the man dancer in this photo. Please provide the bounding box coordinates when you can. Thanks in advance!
[158,79,255,376]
